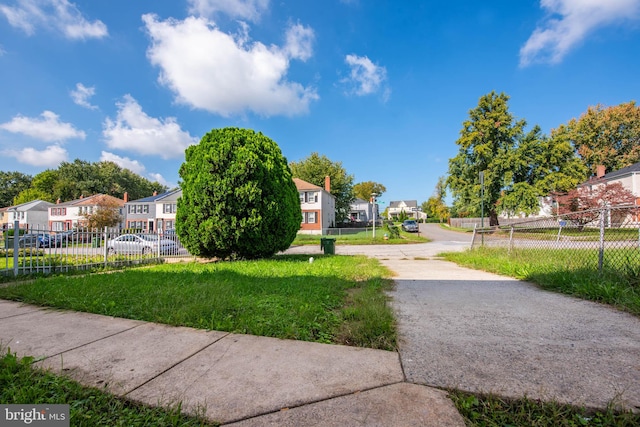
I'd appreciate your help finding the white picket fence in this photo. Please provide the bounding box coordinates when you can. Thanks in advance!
[1,221,191,278]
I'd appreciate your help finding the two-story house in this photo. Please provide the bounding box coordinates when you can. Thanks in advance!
[388,200,420,220]
[294,177,335,234]
[348,198,378,224]
[7,200,55,231]
[49,194,125,231]
[124,189,182,233]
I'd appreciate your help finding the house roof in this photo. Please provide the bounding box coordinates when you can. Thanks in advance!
[7,199,55,211]
[601,161,640,181]
[128,188,182,203]
[55,194,124,207]
[389,200,418,209]
[293,178,324,191]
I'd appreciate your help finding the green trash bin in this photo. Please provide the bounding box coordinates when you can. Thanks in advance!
[92,238,102,248]
[320,237,336,255]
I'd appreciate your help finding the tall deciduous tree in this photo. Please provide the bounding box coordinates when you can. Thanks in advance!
[289,152,354,224]
[422,176,449,222]
[0,171,32,207]
[564,101,640,174]
[448,92,588,224]
[353,181,386,201]
[448,92,525,225]
[13,188,54,205]
[498,126,588,216]
[177,128,301,259]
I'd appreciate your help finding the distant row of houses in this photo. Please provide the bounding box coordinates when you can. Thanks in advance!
[0,177,336,235]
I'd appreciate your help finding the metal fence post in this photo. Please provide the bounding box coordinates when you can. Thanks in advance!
[157,232,161,258]
[13,220,19,277]
[508,226,514,254]
[471,224,477,250]
[598,207,605,273]
[103,227,108,266]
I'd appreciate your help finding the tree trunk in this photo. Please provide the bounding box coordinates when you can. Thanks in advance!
[489,210,499,226]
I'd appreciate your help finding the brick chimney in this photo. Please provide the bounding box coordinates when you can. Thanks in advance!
[123,192,129,203]
[56,198,60,204]
[596,165,606,178]
[153,191,157,196]
[324,175,331,193]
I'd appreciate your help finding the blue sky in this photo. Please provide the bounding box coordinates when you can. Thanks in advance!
[1,0,639,208]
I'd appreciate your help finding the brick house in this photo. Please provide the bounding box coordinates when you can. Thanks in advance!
[294,176,335,234]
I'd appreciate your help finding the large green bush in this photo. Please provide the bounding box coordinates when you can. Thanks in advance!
[176,128,301,259]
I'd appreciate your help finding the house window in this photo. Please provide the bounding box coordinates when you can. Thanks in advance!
[163,203,177,214]
[127,220,146,230]
[300,192,318,203]
[51,208,67,216]
[302,212,317,224]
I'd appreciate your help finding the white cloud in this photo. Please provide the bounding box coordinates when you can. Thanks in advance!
[187,0,269,22]
[103,94,197,159]
[100,151,174,186]
[284,23,314,61]
[70,82,97,110]
[520,0,640,66]
[0,110,86,142]
[147,172,175,188]
[0,0,107,39]
[99,151,146,175]
[3,144,68,167]
[343,54,388,97]
[143,14,318,117]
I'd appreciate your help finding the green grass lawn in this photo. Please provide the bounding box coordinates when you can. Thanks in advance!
[0,255,396,350]
[292,228,429,245]
[442,247,640,316]
[0,351,216,427]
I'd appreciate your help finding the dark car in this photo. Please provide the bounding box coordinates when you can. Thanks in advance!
[16,233,62,248]
[401,220,419,232]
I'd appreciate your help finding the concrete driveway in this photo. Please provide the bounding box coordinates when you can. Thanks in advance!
[288,224,640,411]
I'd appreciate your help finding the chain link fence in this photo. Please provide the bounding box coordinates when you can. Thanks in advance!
[470,204,640,277]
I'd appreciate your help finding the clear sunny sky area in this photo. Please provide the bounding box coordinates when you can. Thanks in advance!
[1,0,639,207]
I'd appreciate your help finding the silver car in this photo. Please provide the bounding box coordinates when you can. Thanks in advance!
[401,220,419,232]
[107,234,178,255]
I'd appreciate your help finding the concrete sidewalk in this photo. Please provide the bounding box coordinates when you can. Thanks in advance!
[0,299,465,426]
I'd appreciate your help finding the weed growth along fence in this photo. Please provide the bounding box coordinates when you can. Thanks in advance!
[470,204,640,277]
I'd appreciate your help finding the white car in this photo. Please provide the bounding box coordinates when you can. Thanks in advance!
[107,234,178,255]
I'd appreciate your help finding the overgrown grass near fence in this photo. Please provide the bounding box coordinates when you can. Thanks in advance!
[442,247,640,316]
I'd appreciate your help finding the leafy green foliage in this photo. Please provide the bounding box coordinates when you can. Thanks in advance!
[13,187,54,205]
[289,152,354,224]
[448,92,587,224]
[422,176,450,222]
[0,171,32,207]
[177,128,301,259]
[353,181,386,200]
[565,101,640,175]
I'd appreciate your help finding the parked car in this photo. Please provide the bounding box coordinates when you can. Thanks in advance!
[57,229,93,244]
[107,234,178,255]
[401,220,419,232]
[17,233,46,248]
[18,233,62,248]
